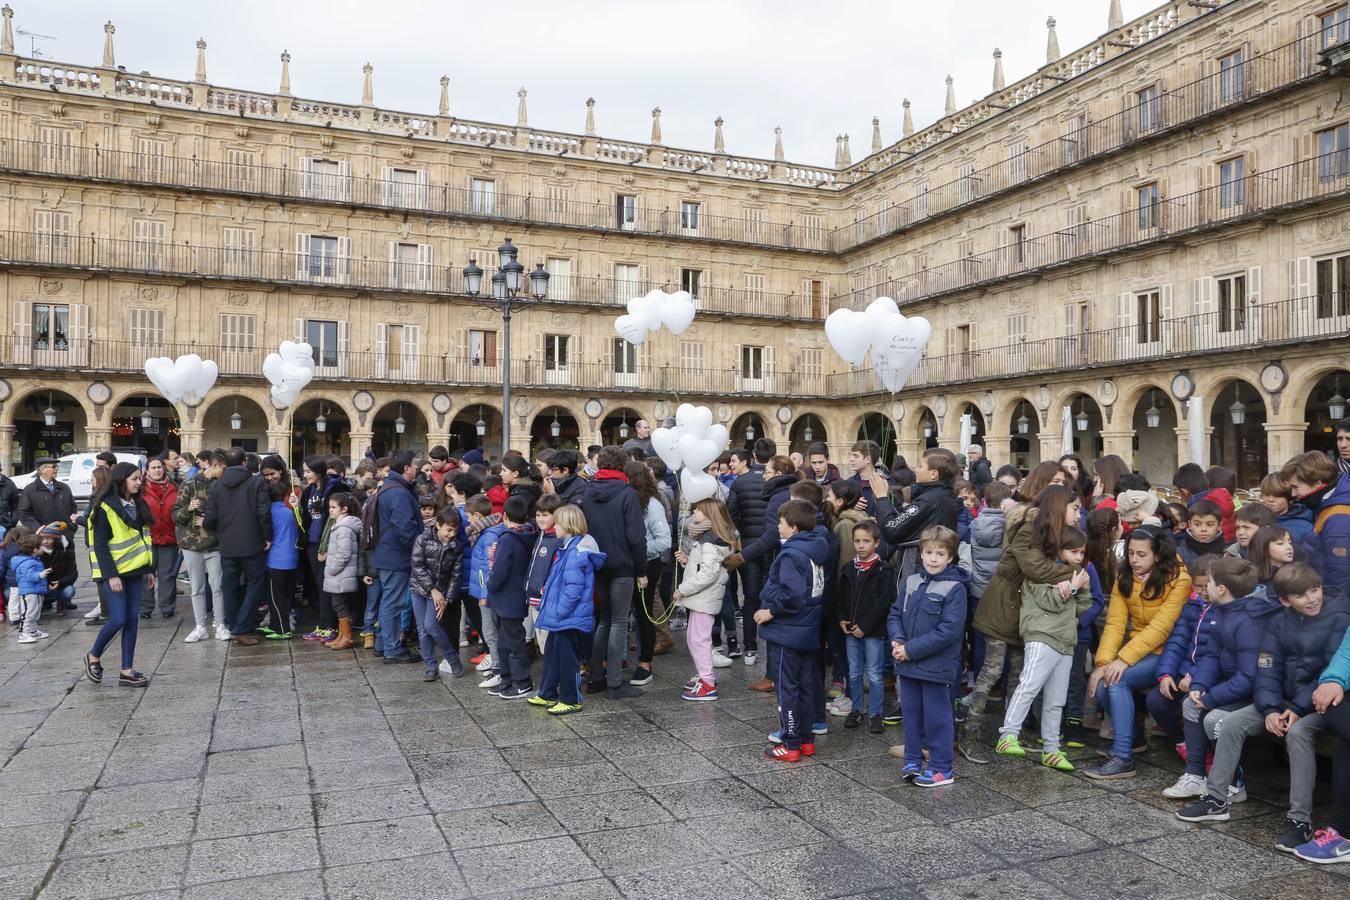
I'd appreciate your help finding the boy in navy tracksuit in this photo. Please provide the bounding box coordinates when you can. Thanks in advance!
[889,525,968,787]
[484,496,538,699]
[758,500,830,762]
[1146,557,1219,757]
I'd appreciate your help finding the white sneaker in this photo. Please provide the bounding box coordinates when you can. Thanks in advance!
[475,654,494,673]
[17,632,38,644]
[744,651,758,666]
[184,625,208,643]
[438,659,456,675]
[712,650,733,668]
[83,605,101,620]
[1163,773,1207,799]
[32,630,49,640]
[478,673,502,689]
[214,622,231,641]
[827,695,854,717]
[1228,783,1247,804]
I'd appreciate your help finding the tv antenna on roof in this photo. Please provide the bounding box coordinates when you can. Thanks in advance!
[17,29,56,58]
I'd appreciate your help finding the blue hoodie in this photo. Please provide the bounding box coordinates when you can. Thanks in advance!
[469,521,507,602]
[536,534,606,633]
[268,501,301,570]
[759,528,830,651]
[1191,589,1281,708]
[888,563,968,684]
[8,553,47,596]
[486,521,539,619]
[1156,590,1218,682]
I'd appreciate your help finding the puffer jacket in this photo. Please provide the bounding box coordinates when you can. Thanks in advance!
[888,564,968,684]
[525,530,563,602]
[1156,592,1218,682]
[172,474,219,553]
[1096,568,1192,667]
[1018,577,1094,656]
[967,507,1007,599]
[322,515,361,594]
[486,522,539,618]
[409,524,463,599]
[141,478,178,546]
[1301,475,1350,597]
[1191,590,1281,708]
[674,533,732,615]
[836,556,895,638]
[8,553,47,595]
[641,496,672,561]
[759,528,829,651]
[973,508,1074,647]
[1254,586,1350,715]
[536,534,605,632]
[741,473,799,564]
[468,520,507,601]
[831,508,870,577]
[1277,505,1314,547]
[725,464,766,543]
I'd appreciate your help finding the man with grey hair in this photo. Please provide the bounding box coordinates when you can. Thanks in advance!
[967,444,992,490]
[622,419,654,456]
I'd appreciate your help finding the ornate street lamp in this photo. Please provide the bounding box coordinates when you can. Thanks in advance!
[316,404,328,433]
[475,405,487,438]
[803,418,814,443]
[1016,409,1030,434]
[1229,384,1247,426]
[550,410,561,439]
[395,403,407,435]
[1075,401,1090,432]
[1144,391,1162,429]
[619,412,630,440]
[1330,377,1346,421]
[42,392,56,427]
[140,398,155,430]
[230,398,242,431]
[745,421,756,442]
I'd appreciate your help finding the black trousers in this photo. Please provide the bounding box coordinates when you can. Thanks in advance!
[267,568,295,635]
[634,557,665,665]
[494,613,532,689]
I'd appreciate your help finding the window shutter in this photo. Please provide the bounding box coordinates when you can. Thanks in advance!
[294,317,305,342]
[337,160,352,201]
[374,323,388,379]
[386,240,399,289]
[295,233,311,279]
[336,236,352,281]
[379,166,393,206]
[733,343,742,381]
[1116,292,1134,332]
[1159,285,1173,342]
[337,321,350,375]
[34,209,51,235]
[1062,303,1076,335]
[1289,256,1312,299]
[70,303,89,365]
[299,157,314,197]
[763,345,776,393]
[415,170,430,209]
[1246,266,1261,306]
[404,325,420,380]
[1194,276,1216,315]
[417,243,434,290]
[12,300,31,365]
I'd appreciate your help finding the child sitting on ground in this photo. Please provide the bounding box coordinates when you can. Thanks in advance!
[1146,556,1219,762]
[674,497,739,702]
[889,526,968,787]
[996,526,1093,772]
[1228,504,1275,559]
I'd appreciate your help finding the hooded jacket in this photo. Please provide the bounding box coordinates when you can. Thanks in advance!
[1019,575,1094,656]
[836,555,895,639]
[1156,591,1218,682]
[8,553,47,596]
[973,508,1074,647]
[889,564,969,684]
[1096,568,1192,667]
[410,523,464,599]
[371,472,421,572]
[322,515,361,594]
[268,501,301,570]
[1276,505,1314,547]
[551,474,589,506]
[876,479,963,549]
[203,466,271,558]
[967,506,1007,599]
[675,532,732,615]
[172,474,220,553]
[1178,530,1231,571]
[726,464,766,543]
[968,457,993,491]
[1191,590,1281,708]
[580,474,646,577]
[641,496,672,561]
[740,473,799,565]
[1301,475,1350,597]
[469,520,507,602]
[141,478,178,546]
[1254,586,1350,716]
[758,528,829,651]
[486,521,539,618]
[536,534,605,632]
[525,529,563,602]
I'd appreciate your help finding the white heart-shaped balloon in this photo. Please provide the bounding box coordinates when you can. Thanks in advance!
[651,427,683,471]
[262,352,286,386]
[279,340,316,368]
[871,314,932,394]
[676,434,720,472]
[865,296,900,323]
[675,403,713,438]
[661,291,696,336]
[144,357,175,399]
[626,295,660,333]
[614,314,648,346]
[706,423,730,453]
[680,468,719,504]
[824,309,873,367]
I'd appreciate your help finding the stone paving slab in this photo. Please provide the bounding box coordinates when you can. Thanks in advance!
[1,584,1347,899]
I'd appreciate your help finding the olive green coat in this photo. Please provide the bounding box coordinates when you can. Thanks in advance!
[971,506,1074,647]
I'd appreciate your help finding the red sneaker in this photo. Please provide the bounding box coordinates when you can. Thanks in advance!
[469,652,488,665]
[799,742,816,757]
[681,679,718,702]
[763,744,801,762]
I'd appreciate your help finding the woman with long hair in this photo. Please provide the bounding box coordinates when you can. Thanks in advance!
[299,455,343,641]
[625,461,671,685]
[1091,455,1131,511]
[1086,524,1191,780]
[84,462,156,688]
[1018,460,1069,506]
[1059,454,1095,508]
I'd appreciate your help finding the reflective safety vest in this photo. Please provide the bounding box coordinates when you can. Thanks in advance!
[87,501,153,580]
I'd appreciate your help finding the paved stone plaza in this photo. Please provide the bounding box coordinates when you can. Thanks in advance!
[2,584,1348,900]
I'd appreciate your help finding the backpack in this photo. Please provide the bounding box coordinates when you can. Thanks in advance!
[360,483,395,551]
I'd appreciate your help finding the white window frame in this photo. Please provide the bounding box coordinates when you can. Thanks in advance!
[680,201,700,234]
[470,177,496,215]
[544,334,571,384]
[617,194,638,231]
[612,337,639,387]
[1219,157,1246,210]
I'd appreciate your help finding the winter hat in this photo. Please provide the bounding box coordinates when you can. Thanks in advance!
[38,521,68,538]
[1115,490,1159,524]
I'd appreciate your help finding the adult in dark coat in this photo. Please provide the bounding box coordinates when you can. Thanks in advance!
[371,449,424,663]
[724,447,766,657]
[203,448,271,642]
[543,450,589,505]
[0,469,20,531]
[967,445,993,491]
[582,446,647,697]
[17,457,76,531]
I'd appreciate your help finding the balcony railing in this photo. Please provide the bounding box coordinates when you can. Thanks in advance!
[830,26,1325,252]
[0,138,830,254]
[0,232,821,322]
[839,150,1350,310]
[825,295,1350,397]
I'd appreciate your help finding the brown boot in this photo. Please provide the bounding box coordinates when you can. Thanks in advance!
[748,677,775,692]
[326,618,354,650]
[362,631,375,650]
[653,635,674,656]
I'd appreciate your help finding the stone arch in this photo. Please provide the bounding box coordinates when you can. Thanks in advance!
[788,411,829,455]
[1286,362,1350,412]
[1206,375,1268,486]
[5,383,96,430]
[200,393,272,452]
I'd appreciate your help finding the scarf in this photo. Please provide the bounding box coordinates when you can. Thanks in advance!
[854,555,880,572]
[594,469,629,483]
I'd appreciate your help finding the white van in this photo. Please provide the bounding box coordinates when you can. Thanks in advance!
[12,452,147,503]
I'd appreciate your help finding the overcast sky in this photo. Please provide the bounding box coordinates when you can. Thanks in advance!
[23,1,1157,168]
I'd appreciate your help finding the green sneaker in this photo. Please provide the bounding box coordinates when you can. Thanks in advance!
[526,695,556,708]
[264,631,293,641]
[257,625,278,637]
[996,733,1026,758]
[547,702,582,716]
[1040,749,1075,772]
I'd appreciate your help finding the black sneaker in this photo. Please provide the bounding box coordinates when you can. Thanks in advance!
[608,684,643,700]
[1063,717,1087,749]
[869,715,884,735]
[1085,756,1137,781]
[586,679,608,695]
[161,610,175,618]
[1275,818,1314,853]
[630,667,654,686]
[499,685,535,700]
[727,639,742,658]
[883,706,902,726]
[487,681,511,697]
[844,709,865,729]
[1176,794,1231,822]
[118,670,149,688]
[383,652,420,665]
[138,611,152,620]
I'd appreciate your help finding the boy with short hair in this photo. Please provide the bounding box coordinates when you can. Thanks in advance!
[1147,556,1219,759]
[8,532,49,643]
[759,499,831,762]
[409,505,465,681]
[847,440,883,515]
[485,496,539,699]
[1281,452,1350,597]
[889,525,967,787]
[1177,562,1349,851]
[1228,504,1275,558]
[836,519,894,734]
[525,494,564,652]
[1178,499,1230,571]
[467,494,505,678]
[1259,473,1314,546]
[1165,558,1279,811]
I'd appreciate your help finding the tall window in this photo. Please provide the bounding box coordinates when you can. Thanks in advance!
[1007,313,1028,366]
[680,201,700,233]
[1138,182,1160,231]
[1216,272,1247,332]
[680,268,703,301]
[612,338,638,385]
[679,341,704,371]
[306,320,340,368]
[34,210,72,263]
[1065,204,1088,256]
[391,242,421,290]
[1064,114,1088,164]
[225,148,255,191]
[132,219,167,270]
[303,158,347,201]
[219,313,256,373]
[744,273,765,304]
[547,185,570,216]
[544,334,570,382]
[468,329,498,365]
[386,323,405,375]
[38,126,75,174]
[470,178,495,215]
[223,227,255,275]
[1136,290,1163,344]
[615,263,641,296]
[802,214,823,246]
[129,308,165,350]
[1009,138,1029,184]
[616,194,637,230]
[803,279,825,319]
[1318,124,1350,181]
[1137,84,1161,133]
[1218,50,1245,103]
[309,236,341,279]
[741,345,765,383]
[545,257,571,302]
[1322,6,1350,48]
[743,207,763,239]
[1009,224,1026,264]
[915,185,929,219]
[1316,253,1350,318]
[386,167,423,207]
[136,138,167,182]
[800,348,822,379]
[958,164,977,203]
[1219,157,1245,209]
[32,303,69,351]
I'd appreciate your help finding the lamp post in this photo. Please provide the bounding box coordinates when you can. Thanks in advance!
[464,239,549,459]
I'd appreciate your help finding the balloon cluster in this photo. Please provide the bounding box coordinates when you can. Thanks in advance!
[825,297,933,394]
[144,355,219,407]
[614,289,696,346]
[651,404,730,504]
[262,341,316,409]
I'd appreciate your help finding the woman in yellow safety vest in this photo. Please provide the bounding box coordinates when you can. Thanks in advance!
[84,462,155,688]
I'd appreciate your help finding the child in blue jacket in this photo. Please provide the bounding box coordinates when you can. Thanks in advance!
[484,496,538,699]
[466,494,505,677]
[1146,556,1218,758]
[9,532,50,643]
[889,525,968,787]
[1167,557,1278,809]
[758,500,830,763]
[532,505,605,715]
[265,481,301,641]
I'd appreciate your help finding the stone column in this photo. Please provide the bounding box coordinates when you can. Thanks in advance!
[896,436,925,468]
[178,428,205,457]
[85,426,113,451]
[1175,425,1214,468]
[349,431,374,463]
[982,434,1012,471]
[0,425,14,473]
[1099,428,1135,463]
[1037,432,1063,464]
[266,429,292,459]
[1264,422,1307,472]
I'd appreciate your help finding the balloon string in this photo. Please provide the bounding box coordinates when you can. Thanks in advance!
[638,560,679,626]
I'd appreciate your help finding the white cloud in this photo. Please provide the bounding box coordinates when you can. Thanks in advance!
[21,0,1158,167]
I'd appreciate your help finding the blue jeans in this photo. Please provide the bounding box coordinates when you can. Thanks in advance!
[410,592,454,669]
[846,635,885,716]
[377,569,410,656]
[363,577,382,631]
[91,575,144,670]
[220,554,266,636]
[1094,653,1160,761]
[46,584,76,607]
